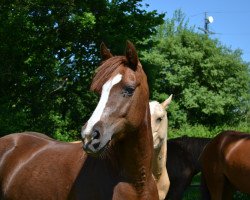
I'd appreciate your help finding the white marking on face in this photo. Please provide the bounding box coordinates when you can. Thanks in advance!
[81,74,122,137]
[149,101,167,148]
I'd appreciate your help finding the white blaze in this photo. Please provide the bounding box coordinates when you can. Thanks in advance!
[82,74,122,137]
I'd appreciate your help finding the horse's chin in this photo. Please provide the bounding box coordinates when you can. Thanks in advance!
[84,130,122,157]
[153,136,164,149]
[85,140,112,158]
[153,142,161,149]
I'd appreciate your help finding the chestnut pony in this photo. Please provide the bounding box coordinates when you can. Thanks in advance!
[0,41,158,200]
[200,130,250,200]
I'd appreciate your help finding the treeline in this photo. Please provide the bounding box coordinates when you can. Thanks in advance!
[0,0,164,140]
[0,1,249,140]
[141,10,250,137]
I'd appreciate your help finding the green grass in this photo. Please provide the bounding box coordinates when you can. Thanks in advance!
[183,174,202,200]
[183,186,201,200]
[182,174,250,200]
[233,192,250,200]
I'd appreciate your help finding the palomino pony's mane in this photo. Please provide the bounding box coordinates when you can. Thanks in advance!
[91,56,127,93]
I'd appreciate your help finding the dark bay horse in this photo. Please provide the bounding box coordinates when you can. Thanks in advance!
[200,130,250,200]
[166,136,211,200]
[0,41,158,200]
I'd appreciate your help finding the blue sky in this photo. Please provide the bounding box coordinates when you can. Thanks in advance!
[143,0,250,62]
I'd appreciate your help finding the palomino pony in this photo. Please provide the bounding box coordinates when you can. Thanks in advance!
[200,130,250,200]
[166,136,211,200]
[0,41,158,200]
[149,95,172,200]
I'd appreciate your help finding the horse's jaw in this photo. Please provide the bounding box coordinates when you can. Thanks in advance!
[153,132,166,149]
[152,136,167,180]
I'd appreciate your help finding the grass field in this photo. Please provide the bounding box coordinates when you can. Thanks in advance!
[182,174,250,200]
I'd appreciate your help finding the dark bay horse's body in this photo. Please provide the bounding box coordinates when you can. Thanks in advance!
[166,136,211,200]
[200,130,250,200]
[0,41,158,200]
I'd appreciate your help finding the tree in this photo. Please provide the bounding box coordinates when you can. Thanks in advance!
[142,10,250,128]
[0,0,164,139]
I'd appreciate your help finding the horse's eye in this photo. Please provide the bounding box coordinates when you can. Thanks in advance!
[122,86,135,97]
[156,117,163,123]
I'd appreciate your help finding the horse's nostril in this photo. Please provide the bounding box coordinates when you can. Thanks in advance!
[93,142,101,149]
[93,130,100,140]
[83,142,89,150]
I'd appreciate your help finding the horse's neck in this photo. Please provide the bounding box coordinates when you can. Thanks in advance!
[116,114,153,191]
[152,137,167,180]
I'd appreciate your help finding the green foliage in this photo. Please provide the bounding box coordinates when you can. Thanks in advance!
[0,0,164,138]
[183,174,250,200]
[142,10,250,128]
[169,124,212,138]
[1,3,249,140]
[169,122,250,139]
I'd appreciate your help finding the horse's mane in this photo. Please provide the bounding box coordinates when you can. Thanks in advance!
[91,56,127,93]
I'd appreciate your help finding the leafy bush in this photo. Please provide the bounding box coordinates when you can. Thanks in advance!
[169,122,250,139]
[142,10,250,129]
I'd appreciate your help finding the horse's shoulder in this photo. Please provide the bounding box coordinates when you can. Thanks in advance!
[217,130,249,138]
[113,181,158,200]
[212,130,249,149]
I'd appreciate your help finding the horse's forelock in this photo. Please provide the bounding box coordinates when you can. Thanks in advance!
[90,56,127,93]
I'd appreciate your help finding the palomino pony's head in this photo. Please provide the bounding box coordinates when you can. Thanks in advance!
[149,95,172,149]
[81,41,149,155]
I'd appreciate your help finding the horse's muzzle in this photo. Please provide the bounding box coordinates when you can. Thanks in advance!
[82,129,101,153]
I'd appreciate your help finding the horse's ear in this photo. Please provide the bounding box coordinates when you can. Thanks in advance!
[161,94,173,109]
[100,42,113,61]
[125,40,138,70]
